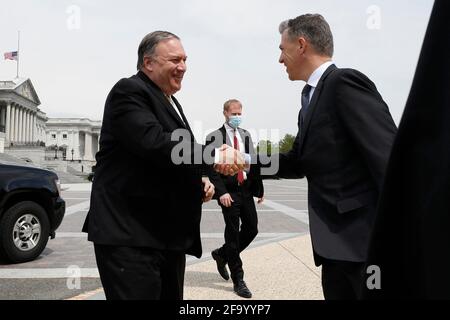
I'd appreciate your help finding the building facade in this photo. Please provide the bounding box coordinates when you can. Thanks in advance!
[0,78,101,163]
[0,78,42,151]
[45,118,101,161]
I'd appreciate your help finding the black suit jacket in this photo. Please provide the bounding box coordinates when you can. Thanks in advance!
[206,126,263,199]
[275,65,397,265]
[366,0,450,299]
[82,71,210,258]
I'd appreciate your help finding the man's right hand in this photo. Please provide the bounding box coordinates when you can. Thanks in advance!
[214,144,245,176]
[220,193,234,207]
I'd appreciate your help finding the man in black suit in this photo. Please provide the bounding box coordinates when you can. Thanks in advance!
[275,14,398,299]
[206,99,264,299]
[82,31,244,300]
[221,14,397,300]
[365,0,450,299]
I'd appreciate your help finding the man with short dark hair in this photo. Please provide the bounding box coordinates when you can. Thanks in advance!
[213,14,398,299]
[275,14,398,299]
[207,99,264,299]
[83,31,243,300]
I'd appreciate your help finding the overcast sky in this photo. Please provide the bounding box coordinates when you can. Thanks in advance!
[0,0,434,142]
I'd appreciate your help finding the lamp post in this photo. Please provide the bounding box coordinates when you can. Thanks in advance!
[71,148,74,161]
[54,144,58,160]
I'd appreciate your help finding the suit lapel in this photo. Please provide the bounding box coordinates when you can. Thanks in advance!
[298,65,337,152]
[219,125,231,146]
[172,96,193,133]
[219,125,248,151]
[238,128,249,153]
[137,71,187,129]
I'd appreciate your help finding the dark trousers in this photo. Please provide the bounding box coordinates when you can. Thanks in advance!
[321,258,366,300]
[94,244,186,300]
[218,189,258,282]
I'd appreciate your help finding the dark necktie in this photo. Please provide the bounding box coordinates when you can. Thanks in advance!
[233,130,244,185]
[298,84,312,131]
[301,84,312,113]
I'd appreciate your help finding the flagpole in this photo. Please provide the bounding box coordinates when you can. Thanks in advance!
[16,30,20,78]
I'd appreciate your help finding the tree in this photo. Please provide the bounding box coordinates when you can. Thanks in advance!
[257,140,277,156]
[278,134,296,153]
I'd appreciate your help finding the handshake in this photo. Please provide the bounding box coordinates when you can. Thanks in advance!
[214,144,248,176]
[201,144,247,203]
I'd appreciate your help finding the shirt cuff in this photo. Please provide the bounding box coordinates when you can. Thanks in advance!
[214,148,220,164]
[244,153,251,165]
[214,149,251,167]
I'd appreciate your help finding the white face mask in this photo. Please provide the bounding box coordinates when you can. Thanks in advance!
[228,115,242,129]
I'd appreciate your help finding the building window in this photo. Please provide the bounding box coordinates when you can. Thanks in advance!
[63,134,68,139]
[51,134,56,139]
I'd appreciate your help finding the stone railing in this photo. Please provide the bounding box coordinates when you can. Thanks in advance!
[7,141,45,148]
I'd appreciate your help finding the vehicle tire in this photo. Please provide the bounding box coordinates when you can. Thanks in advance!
[0,201,50,263]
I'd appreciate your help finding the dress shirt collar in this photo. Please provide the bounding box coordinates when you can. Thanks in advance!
[307,60,335,88]
[224,122,238,133]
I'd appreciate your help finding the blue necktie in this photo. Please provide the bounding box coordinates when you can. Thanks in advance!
[298,84,312,130]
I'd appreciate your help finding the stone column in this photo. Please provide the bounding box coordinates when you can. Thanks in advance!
[5,102,11,143]
[22,110,26,144]
[40,124,43,142]
[17,107,21,143]
[10,104,15,143]
[26,111,30,143]
[17,107,22,143]
[24,110,29,144]
[15,105,20,143]
[22,109,27,144]
[37,124,41,143]
[31,113,35,143]
[25,111,29,143]
[70,130,75,160]
[73,131,80,160]
[14,105,19,143]
[84,131,93,161]
[24,110,28,144]
[30,112,33,143]
[17,106,21,143]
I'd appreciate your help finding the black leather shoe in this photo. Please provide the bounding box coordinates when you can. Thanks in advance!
[211,249,229,281]
[233,280,252,298]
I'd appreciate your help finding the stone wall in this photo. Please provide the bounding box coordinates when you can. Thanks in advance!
[4,146,46,166]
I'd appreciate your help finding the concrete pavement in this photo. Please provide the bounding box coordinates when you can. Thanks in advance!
[184,233,323,300]
[0,180,323,300]
[80,233,323,300]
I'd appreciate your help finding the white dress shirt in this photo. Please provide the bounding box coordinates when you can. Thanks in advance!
[224,122,248,179]
[166,95,185,125]
[224,122,245,153]
[305,61,335,102]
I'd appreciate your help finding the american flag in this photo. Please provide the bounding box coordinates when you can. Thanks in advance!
[4,51,18,61]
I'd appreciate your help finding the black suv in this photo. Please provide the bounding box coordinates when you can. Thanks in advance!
[0,161,65,263]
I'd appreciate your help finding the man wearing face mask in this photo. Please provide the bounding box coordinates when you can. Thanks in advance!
[206,99,264,298]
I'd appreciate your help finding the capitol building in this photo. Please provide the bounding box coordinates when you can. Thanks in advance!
[0,78,101,172]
